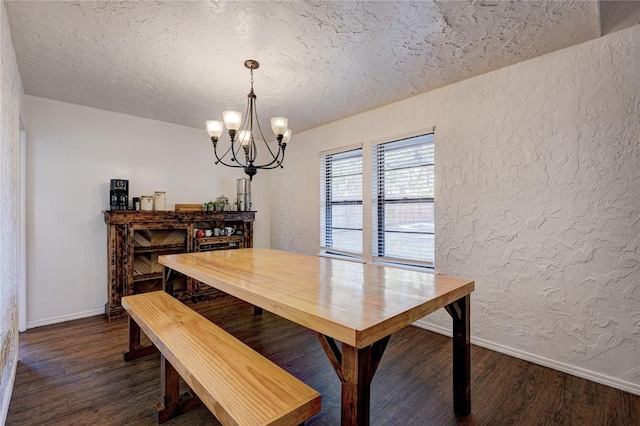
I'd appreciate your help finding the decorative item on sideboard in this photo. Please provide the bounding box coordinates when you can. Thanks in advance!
[237,177,251,211]
[140,195,153,211]
[108,179,169,211]
[109,179,129,210]
[154,191,166,210]
[216,194,229,211]
[175,204,202,212]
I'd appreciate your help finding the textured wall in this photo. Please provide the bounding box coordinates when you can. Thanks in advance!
[24,96,271,327]
[432,23,639,392]
[0,2,23,422]
[270,26,639,393]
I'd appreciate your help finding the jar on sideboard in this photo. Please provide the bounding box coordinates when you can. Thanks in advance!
[154,191,166,210]
[140,196,153,211]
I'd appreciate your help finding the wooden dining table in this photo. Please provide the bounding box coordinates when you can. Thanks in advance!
[159,248,474,426]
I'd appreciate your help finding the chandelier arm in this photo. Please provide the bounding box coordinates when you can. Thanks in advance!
[247,94,257,163]
[252,140,285,170]
[215,138,254,170]
[252,101,279,162]
[259,149,286,169]
[258,162,283,170]
[243,95,253,166]
[254,134,285,169]
[231,139,249,168]
[229,96,253,167]
[254,149,283,169]
[247,99,285,170]
[213,144,241,167]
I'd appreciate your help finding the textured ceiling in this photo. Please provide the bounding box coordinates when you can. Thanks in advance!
[6,1,601,134]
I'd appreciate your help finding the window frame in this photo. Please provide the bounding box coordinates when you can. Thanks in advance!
[372,133,435,268]
[319,145,364,260]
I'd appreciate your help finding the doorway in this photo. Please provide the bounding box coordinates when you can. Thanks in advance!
[18,118,26,331]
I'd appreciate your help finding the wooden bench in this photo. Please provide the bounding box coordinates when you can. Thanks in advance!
[121,291,321,425]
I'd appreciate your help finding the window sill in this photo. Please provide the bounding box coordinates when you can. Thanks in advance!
[371,259,435,273]
[317,251,366,264]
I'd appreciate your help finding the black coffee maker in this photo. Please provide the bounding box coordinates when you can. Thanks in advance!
[110,179,129,210]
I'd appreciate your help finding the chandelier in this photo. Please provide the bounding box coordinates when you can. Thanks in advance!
[205,59,292,180]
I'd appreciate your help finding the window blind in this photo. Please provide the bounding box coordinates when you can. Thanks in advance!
[372,134,434,267]
[320,148,363,258]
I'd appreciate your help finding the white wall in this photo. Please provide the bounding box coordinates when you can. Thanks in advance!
[24,96,271,327]
[0,2,24,422]
[270,26,640,394]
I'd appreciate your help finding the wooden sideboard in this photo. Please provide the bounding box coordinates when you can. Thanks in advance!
[104,210,255,321]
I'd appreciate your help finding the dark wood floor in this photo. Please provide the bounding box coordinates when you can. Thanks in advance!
[7,294,640,425]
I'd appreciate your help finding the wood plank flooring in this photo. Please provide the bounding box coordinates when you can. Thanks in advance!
[7,294,640,425]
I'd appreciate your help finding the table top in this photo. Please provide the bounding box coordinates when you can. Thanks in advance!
[159,248,474,348]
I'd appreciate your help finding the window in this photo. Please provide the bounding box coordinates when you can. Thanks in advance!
[320,147,363,258]
[373,134,434,267]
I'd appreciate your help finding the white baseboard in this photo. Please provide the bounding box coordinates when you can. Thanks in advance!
[27,308,104,329]
[0,345,18,425]
[413,319,640,397]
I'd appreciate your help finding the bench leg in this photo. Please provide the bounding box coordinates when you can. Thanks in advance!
[156,355,202,424]
[123,315,158,361]
[157,355,179,423]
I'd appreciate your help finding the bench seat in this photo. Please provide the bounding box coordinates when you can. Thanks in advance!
[122,291,321,425]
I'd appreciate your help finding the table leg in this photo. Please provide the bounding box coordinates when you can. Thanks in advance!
[342,344,371,426]
[445,294,471,416]
[317,334,390,426]
[163,266,173,295]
